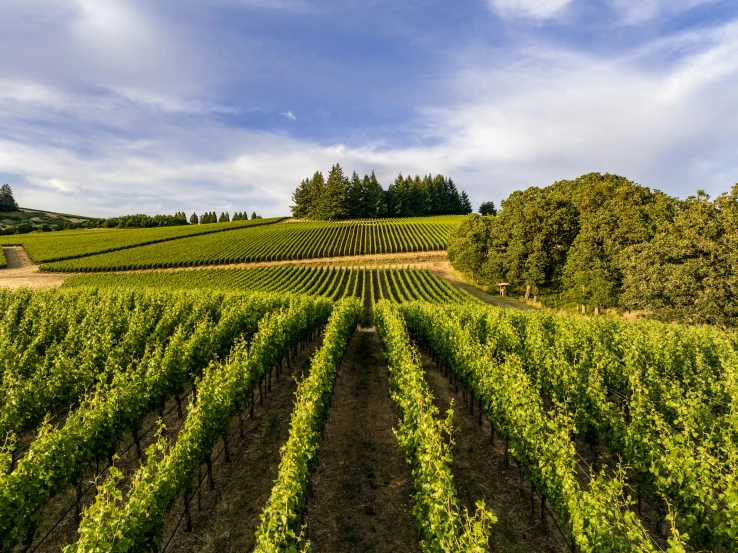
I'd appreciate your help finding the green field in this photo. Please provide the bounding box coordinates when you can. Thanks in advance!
[0,217,282,263]
[0,248,5,269]
[64,265,472,304]
[41,216,463,272]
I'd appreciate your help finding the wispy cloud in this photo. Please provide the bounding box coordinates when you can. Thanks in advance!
[282,110,297,121]
[609,0,718,24]
[486,0,573,20]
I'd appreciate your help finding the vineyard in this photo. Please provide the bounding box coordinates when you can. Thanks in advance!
[39,216,463,272]
[0,218,282,263]
[0,249,5,269]
[63,266,472,305]
[1,237,738,553]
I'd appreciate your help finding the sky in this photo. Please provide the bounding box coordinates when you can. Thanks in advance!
[1,0,737,218]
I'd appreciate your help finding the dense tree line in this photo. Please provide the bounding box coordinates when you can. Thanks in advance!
[100,212,189,228]
[448,172,738,326]
[291,164,472,220]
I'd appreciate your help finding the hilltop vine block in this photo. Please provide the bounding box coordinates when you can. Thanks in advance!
[41,216,464,271]
[0,217,282,263]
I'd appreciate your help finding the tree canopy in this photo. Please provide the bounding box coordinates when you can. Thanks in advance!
[479,201,497,216]
[291,164,472,220]
[448,172,738,326]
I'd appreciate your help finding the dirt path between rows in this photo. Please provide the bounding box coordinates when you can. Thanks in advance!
[306,328,420,553]
[421,354,568,553]
[0,246,70,289]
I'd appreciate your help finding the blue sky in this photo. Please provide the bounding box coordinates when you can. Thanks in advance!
[1,0,737,217]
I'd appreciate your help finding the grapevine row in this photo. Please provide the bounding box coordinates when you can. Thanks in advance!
[64,266,474,304]
[0,291,289,549]
[254,297,363,551]
[41,216,464,272]
[0,290,201,443]
[435,303,738,551]
[0,248,5,269]
[399,301,682,553]
[374,300,496,553]
[69,296,332,553]
[0,218,282,263]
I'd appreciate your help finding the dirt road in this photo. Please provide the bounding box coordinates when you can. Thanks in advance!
[0,247,69,290]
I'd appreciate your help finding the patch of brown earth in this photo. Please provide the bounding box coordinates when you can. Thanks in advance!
[306,328,420,553]
[0,246,70,289]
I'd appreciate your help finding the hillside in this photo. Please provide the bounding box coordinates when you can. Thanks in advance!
[0,210,735,553]
[0,207,94,232]
[35,216,464,272]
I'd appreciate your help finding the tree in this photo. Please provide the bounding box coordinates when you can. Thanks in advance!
[460,191,473,214]
[447,214,494,280]
[190,212,199,224]
[219,212,230,223]
[292,173,322,218]
[479,201,497,216]
[0,184,19,212]
[313,164,349,220]
[251,211,261,219]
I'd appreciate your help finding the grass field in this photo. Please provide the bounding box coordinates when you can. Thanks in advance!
[41,216,463,272]
[63,265,473,305]
[0,217,282,263]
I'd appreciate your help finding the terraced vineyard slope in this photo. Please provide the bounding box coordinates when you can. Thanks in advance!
[0,217,282,263]
[41,216,463,272]
[64,266,473,305]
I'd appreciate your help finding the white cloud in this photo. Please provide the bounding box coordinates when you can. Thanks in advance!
[282,110,297,121]
[486,0,573,19]
[609,0,717,24]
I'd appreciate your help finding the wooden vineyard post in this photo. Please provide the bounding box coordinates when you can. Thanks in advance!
[223,434,231,464]
[74,480,83,526]
[525,285,531,301]
[175,393,183,419]
[206,456,215,491]
[184,486,193,532]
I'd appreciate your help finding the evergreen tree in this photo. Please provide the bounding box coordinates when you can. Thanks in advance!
[190,212,199,224]
[366,171,385,217]
[460,191,473,214]
[347,171,364,218]
[0,184,19,212]
[251,211,261,219]
[313,164,349,220]
[479,201,497,216]
[218,212,230,223]
[291,175,319,218]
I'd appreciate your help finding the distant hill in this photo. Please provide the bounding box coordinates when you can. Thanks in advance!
[0,207,94,232]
